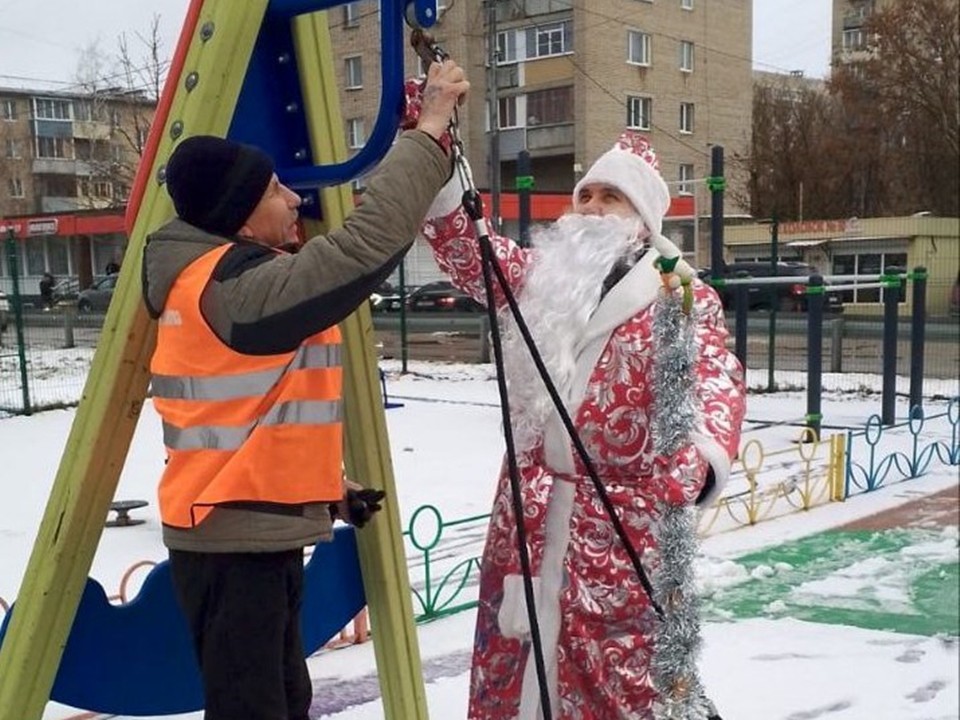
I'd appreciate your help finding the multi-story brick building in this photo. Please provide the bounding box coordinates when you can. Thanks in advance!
[831,0,892,61]
[0,86,154,294]
[328,0,752,277]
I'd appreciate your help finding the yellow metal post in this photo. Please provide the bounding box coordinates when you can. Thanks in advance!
[0,2,269,716]
[829,433,847,502]
[292,11,429,719]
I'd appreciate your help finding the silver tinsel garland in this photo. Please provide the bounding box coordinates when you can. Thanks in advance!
[649,287,718,720]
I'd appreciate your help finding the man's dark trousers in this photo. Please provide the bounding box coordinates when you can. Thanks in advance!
[169,548,313,720]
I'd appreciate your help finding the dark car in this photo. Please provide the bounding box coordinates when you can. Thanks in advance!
[76,275,118,312]
[704,262,843,313]
[405,280,483,313]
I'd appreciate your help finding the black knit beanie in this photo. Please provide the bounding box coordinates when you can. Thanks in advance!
[165,135,275,237]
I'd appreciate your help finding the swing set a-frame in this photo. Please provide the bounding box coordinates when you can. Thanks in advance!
[0,2,441,717]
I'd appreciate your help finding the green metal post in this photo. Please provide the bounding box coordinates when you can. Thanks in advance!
[767,217,779,392]
[398,257,408,374]
[4,228,31,414]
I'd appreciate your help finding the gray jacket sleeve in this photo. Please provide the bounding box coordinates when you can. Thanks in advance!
[203,130,453,354]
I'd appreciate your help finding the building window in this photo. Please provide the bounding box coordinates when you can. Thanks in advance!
[8,177,24,198]
[678,163,695,195]
[679,102,695,133]
[681,0,693,9]
[526,86,573,126]
[5,139,19,158]
[496,30,518,64]
[343,2,361,27]
[2,99,18,120]
[627,30,652,66]
[37,136,67,158]
[626,96,652,131]
[679,40,694,72]
[34,98,71,120]
[344,56,363,89]
[498,96,518,128]
[347,117,365,149]
[832,253,907,304]
[842,28,864,51]
[524,21,572,59]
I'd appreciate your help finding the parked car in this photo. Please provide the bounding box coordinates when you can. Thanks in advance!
[370,281,402,313]
[0,290,9,333]
[704,262,843,313]
[76,275,118,312]
[405,280,483,313]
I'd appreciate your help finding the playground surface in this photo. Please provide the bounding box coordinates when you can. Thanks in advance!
[0,361,955,719]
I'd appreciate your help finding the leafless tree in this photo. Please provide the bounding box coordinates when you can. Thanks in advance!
[830,0,959,216]
[71,15,164,210]
[740,0,958,220]
[733,77,845,222]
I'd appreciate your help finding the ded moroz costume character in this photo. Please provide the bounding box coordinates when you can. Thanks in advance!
[417,129,746,719]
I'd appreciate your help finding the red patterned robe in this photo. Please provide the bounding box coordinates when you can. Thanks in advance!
[420,199,745,720]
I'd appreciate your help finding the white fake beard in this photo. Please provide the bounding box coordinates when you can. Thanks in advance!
[501,213,646,455]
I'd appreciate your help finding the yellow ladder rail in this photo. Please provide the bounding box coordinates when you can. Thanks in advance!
[292,11,429,719]
[0,3,269,716]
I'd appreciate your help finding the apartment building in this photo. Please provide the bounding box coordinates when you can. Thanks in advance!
[831,0,898,60]
[328,0,752,272]
[0,87,154,293]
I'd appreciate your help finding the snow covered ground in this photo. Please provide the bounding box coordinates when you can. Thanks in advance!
[0,360,956,719]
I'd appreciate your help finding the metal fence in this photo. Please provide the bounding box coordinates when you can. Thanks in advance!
[0,306,97,416]
[1,275,958,419]
[392,405,960,623]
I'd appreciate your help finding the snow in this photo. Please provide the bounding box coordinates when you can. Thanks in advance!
[0,358,957,719]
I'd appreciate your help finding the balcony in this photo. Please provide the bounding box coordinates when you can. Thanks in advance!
[73,120,112,141]
[33,158,78,175]
[843,13,865,29]
[41,196,81,213]
[527,122,574,155]
[494,122,575,161]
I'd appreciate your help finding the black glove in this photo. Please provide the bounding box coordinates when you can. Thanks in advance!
[695,466,716,506]
[330,488,386,528]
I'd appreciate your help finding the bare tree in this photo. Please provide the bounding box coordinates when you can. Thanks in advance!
[830,0,959,216]
[739,0,958,220]
[71,15,164,210]
[733,77,845,222]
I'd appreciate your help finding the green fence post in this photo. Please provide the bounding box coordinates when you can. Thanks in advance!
[4,227,31,415]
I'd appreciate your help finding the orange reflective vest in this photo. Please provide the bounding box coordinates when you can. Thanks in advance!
[150,244,343,528]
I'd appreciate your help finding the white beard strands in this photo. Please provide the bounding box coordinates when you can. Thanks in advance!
[501,213,646,455]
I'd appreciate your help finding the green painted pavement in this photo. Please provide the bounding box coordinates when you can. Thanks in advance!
[704,529,960,636]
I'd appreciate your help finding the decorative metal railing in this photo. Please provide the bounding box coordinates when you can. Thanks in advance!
[401,504,487,622]
[845,398,960,497]
[4,404,956,633]
[698,428,842,535]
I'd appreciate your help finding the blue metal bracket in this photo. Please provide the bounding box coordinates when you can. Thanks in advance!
[229,0,438,218]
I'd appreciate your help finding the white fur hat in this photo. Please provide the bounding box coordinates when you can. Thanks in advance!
[572,130,671,236]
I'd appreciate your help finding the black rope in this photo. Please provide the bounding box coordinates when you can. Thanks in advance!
[461,189,555,720]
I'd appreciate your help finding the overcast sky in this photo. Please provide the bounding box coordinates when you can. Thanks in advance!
[0,0,833,91]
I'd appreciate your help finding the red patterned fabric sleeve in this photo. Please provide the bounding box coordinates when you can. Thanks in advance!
[420,203,531,310]
[688,282,747,501]
[649,282,745,505]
